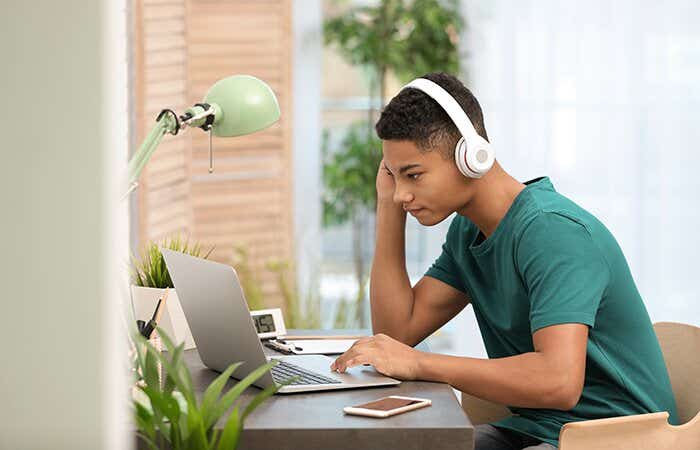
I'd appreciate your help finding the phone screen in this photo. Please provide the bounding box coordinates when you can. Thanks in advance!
[354,397,423,411]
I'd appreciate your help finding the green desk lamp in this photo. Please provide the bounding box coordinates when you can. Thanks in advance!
[125,75,280,196]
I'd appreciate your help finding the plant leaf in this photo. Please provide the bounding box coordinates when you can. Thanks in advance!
[143,342,161,392]
[151,329,197,407]
[135,431,159,450]
[172,391,191,444]
[134,401,156,442]
[241,376,288,421]
[206,360,277,429]
[201,362,244,427]
[136,386,168,445]
[156,325,177,354]
[183,405,208,450]
[215,406,241,450]
[141,385,180,426]
[139,387,182,449]
[156,351,196,407]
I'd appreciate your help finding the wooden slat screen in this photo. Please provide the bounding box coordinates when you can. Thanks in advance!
[134,0,192,244]
[133,0,293,308]
[188,0,293,308]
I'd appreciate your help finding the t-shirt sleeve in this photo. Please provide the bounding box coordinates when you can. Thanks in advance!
[424,220,468,294]
[517,211,611,334]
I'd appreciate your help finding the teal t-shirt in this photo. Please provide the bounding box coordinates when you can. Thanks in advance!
[425,176,678,447]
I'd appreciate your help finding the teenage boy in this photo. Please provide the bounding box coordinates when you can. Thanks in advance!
[330,72,678,449]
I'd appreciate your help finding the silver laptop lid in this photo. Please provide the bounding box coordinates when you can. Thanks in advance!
[160,249,273,386]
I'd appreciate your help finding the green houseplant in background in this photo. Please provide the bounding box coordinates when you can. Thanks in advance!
[132,327,293,450]
[266,259,322,329]
[323,0,464,326]
[229,246,266,312]
[321,124,382,326]
[231,246,324,329]
[131,236,213,350]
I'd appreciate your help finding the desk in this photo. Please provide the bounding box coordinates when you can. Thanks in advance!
[181,329,474,450]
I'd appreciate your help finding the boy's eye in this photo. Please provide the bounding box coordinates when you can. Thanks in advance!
[407,173,421,180]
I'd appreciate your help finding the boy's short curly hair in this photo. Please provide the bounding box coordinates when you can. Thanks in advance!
[375,72,488,159]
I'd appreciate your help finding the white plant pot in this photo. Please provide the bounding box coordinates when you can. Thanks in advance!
[130,285,196,349]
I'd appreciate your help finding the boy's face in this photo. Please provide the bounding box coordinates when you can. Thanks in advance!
[382,139,473,226]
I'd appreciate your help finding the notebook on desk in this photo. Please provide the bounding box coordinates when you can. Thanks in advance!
[161,248,401,394]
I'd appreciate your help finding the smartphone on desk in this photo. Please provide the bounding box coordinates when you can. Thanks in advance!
[343,395,431,418]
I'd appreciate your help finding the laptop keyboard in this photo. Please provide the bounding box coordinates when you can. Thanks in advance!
[270,360,342,385]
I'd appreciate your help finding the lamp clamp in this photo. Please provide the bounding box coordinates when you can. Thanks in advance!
[155,109,181,136]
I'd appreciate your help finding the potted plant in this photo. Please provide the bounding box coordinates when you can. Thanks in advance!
[131,235,213,349]
[132,327,294,449]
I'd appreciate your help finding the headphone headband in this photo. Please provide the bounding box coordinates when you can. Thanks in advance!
[400,77,494,178]
[402,78,484,144]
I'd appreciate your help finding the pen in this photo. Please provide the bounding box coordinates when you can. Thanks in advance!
[154,288,169,323]
[142,288,169,339]
[275,338,303,351]
[264,341,295,354]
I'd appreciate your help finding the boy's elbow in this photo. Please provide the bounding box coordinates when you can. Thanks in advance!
[550,379,583,411]
[556,390,582,411]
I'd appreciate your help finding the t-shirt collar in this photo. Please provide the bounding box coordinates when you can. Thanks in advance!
[468,176,554,255]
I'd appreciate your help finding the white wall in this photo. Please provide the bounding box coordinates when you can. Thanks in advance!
[0,1,129,448]
[449,0,700,358]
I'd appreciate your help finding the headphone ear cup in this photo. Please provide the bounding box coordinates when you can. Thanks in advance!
[454,137,478,178]
[455,137,494,179]
[468,140,495,178]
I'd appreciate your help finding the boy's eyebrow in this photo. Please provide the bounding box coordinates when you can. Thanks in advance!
[382,163,422,174]
[398,164,422,174]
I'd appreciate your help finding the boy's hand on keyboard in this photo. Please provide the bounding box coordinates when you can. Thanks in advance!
[329,333,423,380]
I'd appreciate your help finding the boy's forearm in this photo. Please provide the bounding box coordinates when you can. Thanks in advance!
[416,351,578,410]
[370,200,414,341]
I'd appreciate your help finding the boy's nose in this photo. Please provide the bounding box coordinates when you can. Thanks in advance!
[393,187,414,205]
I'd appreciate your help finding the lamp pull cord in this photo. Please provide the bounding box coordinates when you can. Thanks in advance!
[208,125,214,173]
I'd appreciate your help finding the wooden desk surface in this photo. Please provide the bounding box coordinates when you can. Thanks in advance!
[183,329,474,450]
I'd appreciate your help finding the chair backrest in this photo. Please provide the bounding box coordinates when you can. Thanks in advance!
[653,321,700,424]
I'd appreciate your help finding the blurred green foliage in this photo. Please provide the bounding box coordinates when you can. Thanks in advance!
[324,0,463,100]
[322,0,464,327]
[230,246,266,312]
[322,124,383,227]
[232,246,325,329]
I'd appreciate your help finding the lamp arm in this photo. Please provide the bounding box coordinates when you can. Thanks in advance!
[124,112,179,197]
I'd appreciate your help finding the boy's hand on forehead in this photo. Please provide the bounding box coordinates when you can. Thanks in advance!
[376,158,397,203]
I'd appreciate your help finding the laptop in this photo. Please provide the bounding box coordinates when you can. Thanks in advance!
[161,249,401,393]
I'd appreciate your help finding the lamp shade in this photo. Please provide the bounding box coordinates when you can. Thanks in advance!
[204,75,281,137]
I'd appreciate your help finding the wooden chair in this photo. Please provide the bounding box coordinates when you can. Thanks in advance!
[460,322,700,449]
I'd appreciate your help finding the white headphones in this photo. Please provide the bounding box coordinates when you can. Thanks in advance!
[401,78,495,178]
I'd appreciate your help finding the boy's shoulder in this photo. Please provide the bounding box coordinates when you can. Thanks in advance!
[442,177,604,248]
[515,178,601,236]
